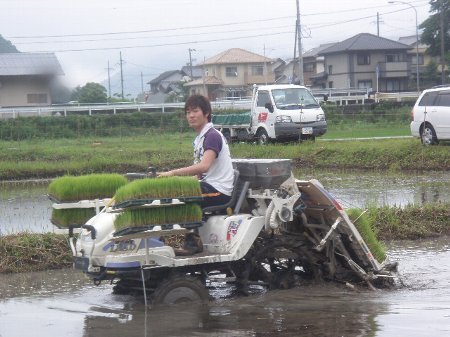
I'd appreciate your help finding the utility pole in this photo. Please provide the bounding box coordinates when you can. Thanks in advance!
[377,12,380,36]
[440,0,446,84]
[296,0,304,85]
[188,48,196,78]
[119,51,124,100]
[107,61,112,102]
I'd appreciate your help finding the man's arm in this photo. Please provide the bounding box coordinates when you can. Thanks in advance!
[158,149,216,177]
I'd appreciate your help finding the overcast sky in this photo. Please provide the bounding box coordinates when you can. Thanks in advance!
[1,0,431,94]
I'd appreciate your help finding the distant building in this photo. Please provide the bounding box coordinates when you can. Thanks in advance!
[0,53,63,107]
[318,33,411,92]
[185,48,275,100]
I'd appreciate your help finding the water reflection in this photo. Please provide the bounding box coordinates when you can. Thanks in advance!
[1,171,449,234]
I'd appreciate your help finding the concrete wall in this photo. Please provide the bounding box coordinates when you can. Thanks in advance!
[0,76,51,107]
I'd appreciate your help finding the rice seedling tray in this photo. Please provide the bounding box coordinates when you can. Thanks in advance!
[112,196,203,211]
[112,222,203,240]
[49,196,113,210]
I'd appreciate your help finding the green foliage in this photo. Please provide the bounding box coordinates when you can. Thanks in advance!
[51,208,97,228]
[346,208,387,263]
[72,82,107,103]
[114,176,202,203]
[114,203,203,230]
[420,1,450,57]
[48,173,128,201]
[0,111,188,141]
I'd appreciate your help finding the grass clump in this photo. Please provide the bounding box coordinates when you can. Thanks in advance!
[114,176,201,203]
[346,208,387,263]
[0,233,72,273]
[48,173,128,202]
[114,203,203,231]
[51,208,97,228]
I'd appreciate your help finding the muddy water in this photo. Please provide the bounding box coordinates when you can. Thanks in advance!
[0,238,449,337]
[1,171,450,234]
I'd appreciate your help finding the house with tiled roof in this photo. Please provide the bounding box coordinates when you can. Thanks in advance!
[0,52,63,107]
[318,33,412,92]
[185,48,275,100]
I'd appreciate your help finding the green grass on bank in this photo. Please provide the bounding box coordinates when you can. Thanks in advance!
[0,134,449,180]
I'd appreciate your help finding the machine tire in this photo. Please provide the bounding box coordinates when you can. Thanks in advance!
[257,129,269,145]
[421,124,438,145]
[152,274,209,305]
[222,129,232,144]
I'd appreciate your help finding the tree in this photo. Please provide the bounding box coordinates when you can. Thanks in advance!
[72,82,107,103]
[420,1,450,61]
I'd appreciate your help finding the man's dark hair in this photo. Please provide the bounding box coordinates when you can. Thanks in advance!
[185,95,212,122]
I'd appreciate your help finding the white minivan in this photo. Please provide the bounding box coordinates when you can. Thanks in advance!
[410,86,450,145]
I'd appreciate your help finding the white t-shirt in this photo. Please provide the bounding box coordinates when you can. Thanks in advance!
[193,123,234,196]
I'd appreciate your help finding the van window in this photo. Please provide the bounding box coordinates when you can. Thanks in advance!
[418,92,438,107]
[256,91,271,108]
[435,91,450,107]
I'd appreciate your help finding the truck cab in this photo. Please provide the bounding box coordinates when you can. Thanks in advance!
[252,84,327,143]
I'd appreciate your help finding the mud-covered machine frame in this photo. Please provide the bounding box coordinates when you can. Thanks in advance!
[65,159,397,304]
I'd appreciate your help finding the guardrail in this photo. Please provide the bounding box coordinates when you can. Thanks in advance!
[0,100,252,119]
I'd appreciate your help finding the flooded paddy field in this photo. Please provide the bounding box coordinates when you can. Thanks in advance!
[0,238,449,337]
[1,170,449,234]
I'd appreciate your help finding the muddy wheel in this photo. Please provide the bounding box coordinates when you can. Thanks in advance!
[248,239,310,290]
[152,274,209,305]
[421,124,438,145]
[256,129,269,145]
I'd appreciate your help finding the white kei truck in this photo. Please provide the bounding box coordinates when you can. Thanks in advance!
[213,84,327,144]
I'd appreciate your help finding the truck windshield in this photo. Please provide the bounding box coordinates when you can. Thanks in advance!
[272,88,319,110]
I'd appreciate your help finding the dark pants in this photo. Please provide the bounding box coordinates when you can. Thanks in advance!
[200,181,231,208]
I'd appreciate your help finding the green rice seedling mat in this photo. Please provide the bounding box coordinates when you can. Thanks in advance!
[346,208,386,263]
[48,174,128,203]
[51,208,97,228]
[114,203,203,232]
[112,196,203,210]
[114,176,202,204]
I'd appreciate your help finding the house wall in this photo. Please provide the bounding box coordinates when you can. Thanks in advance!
[205,62,275,88]
[0,76,51,107]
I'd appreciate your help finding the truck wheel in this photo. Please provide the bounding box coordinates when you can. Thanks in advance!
[257,129,269,145]
[421,124,438,145]
[152,274,209,305]
[222,130,231,144]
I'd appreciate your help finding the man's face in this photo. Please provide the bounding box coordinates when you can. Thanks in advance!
[186,106,209,132]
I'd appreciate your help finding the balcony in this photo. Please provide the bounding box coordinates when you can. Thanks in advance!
[377,62,409,78]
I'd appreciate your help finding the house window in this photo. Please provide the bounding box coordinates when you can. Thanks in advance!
[357,54,371,65]
[386,54,403,63]
[358,80,372,89]
[328,81,333,88]
[410,54,424,65]
[27,93,48,104]
[304,63,314,72]
[226,66,238,77]
[251,65,264,76]
[328,65,333,75]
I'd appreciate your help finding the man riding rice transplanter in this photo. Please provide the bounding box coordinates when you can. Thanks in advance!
[158,94,235,255]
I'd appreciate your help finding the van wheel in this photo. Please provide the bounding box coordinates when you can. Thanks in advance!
[152,274,209,305]
[222,130,231,144]
[421,124,438,145]
[257,129,269,145]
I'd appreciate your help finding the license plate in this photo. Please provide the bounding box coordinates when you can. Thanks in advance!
[302,127,313,135]
[74,256,89,271]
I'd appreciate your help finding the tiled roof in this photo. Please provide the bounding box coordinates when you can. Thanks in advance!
[303,43,336,58]
[0,53,63,76]
[148,70,182,84]
[202,48,272,65]
[319,33,410,55]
